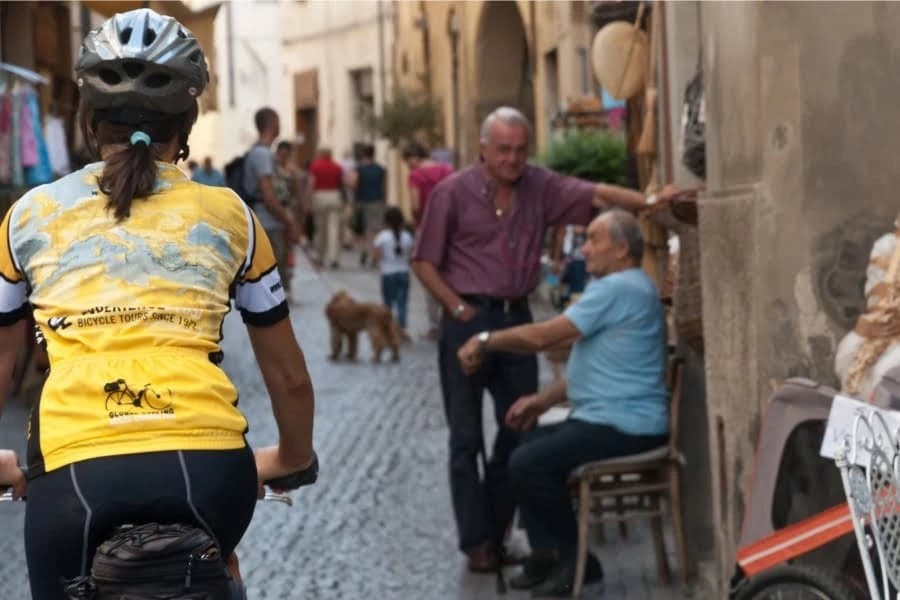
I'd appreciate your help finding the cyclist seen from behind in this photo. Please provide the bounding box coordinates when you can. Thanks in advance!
[0,9,315,599]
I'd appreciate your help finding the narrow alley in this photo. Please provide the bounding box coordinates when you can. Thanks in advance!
[0,250,686,599]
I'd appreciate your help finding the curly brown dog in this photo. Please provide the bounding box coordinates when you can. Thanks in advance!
[325,290,401,362]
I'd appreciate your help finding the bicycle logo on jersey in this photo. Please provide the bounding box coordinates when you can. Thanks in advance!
[104,379,174,419]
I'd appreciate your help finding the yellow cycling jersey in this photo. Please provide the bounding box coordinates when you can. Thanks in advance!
[0,161,288,476]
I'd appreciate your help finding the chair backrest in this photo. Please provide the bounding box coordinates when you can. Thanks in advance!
[666,356,685,452]
[836,407,900,599]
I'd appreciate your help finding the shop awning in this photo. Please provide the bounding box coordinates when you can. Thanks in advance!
[81,1,222,112]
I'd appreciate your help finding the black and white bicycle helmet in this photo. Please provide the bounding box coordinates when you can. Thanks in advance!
[75,8,208,116]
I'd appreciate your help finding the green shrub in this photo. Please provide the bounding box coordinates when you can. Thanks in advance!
[374,89,443,147]
[540,130,627,184]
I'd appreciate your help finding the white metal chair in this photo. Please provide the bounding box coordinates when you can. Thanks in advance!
[835,406,900,600]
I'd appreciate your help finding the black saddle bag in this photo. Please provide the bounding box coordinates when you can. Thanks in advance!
[65,523,235,600]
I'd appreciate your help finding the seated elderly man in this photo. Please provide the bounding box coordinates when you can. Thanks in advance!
[458,209,669,597]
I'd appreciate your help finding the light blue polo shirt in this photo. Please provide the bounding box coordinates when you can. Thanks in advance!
[564,268,668,436]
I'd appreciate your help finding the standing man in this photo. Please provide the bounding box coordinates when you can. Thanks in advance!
[354,144,387,267]
[338,148,358,251]
[411,106,653,572]
[402,141,454,339]
[308,147,344,269]
[274,141,311,302]
[243,108,300,276]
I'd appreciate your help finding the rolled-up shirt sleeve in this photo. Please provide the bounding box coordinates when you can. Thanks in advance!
[543,171,596,227]
[412,180,453,267]
[0,204,28,325]
[234,206,289,326]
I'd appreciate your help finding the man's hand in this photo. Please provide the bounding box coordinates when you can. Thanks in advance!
[457,334,486,375]
[658,184,682,203]
[284,216,301,244]
[505,394,547,431]
[453,303,478,323]
[0,450,26,498]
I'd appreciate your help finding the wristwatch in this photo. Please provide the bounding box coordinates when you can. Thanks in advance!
[453,303,466,318]
[477,330,491,353]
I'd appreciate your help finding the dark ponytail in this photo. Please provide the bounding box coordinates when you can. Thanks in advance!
[384,206,406,256]
[78,101,198,221]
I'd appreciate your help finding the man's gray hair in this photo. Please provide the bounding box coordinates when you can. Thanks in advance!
[603,209,644,263]
[480,106,532,144]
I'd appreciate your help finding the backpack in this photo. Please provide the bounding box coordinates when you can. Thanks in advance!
[224,154,255,206]
[63,523,237,599]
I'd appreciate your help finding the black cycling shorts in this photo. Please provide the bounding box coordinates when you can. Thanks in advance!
[24,447,257,600]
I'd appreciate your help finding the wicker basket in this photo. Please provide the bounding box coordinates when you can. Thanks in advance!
[673,227,704,354]
[650,206,705,354]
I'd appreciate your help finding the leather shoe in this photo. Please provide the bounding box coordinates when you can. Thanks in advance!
[509,551,558,590]
[466,544,498,573]
[531,554,603,598]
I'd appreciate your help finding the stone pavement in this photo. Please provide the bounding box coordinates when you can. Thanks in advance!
[0,248,695,599]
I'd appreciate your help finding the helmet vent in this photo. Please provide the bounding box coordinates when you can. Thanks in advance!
[189,50,202,64]
[143,28,157,47]
[145,73,172,89]
[118,27,133,45]
[99,69,122,85]
[122,61,144,79]
[177,28,187,39]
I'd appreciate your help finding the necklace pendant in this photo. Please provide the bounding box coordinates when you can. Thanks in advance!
[496,207,503,218]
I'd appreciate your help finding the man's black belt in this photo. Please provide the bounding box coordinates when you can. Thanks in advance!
[461,294,529,313]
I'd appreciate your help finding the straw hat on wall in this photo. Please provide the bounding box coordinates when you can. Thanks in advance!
[591,20,649,101]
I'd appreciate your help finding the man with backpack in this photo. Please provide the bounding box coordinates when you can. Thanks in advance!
[238,108,300,279]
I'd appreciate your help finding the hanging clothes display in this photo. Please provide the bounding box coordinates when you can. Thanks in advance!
[24,92,53,186]
[1,64,71,190]
[44,114,71,176]
[0,95,11,184]
[10,92,24,187]
[19,91,39,167]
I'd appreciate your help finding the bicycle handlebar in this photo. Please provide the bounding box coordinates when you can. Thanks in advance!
[0,489,20,502]
[262,451,319,491]
[2,488,295,506]
[1,450,318,503]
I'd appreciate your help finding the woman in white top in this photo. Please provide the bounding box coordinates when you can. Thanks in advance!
[372,206,415,329]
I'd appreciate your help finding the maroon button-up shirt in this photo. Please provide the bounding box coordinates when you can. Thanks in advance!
[413,163,596,298]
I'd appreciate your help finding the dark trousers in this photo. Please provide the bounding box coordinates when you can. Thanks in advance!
[381,272,410,329]
[438,306,537,552]
[509,420,667,559]
[25,448,257,600]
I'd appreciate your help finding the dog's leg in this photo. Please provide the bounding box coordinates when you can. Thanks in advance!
[329,324,341,360]
[347,331,358,361]
[366,324,382,363]
[390,340,399,363]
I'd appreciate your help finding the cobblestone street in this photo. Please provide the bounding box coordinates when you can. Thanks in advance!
[0,250,688,599]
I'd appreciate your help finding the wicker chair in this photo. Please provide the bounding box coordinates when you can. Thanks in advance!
[567,356,687,597]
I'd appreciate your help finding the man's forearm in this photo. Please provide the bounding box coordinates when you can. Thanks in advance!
[537,379,568,409]
[258,178,293,226]
[486,323,548,354]
[411,261,463,311]
[594,183,647,213]
[260,193,293,226]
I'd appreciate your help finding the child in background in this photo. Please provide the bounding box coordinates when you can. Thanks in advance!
[372,207,414,331]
